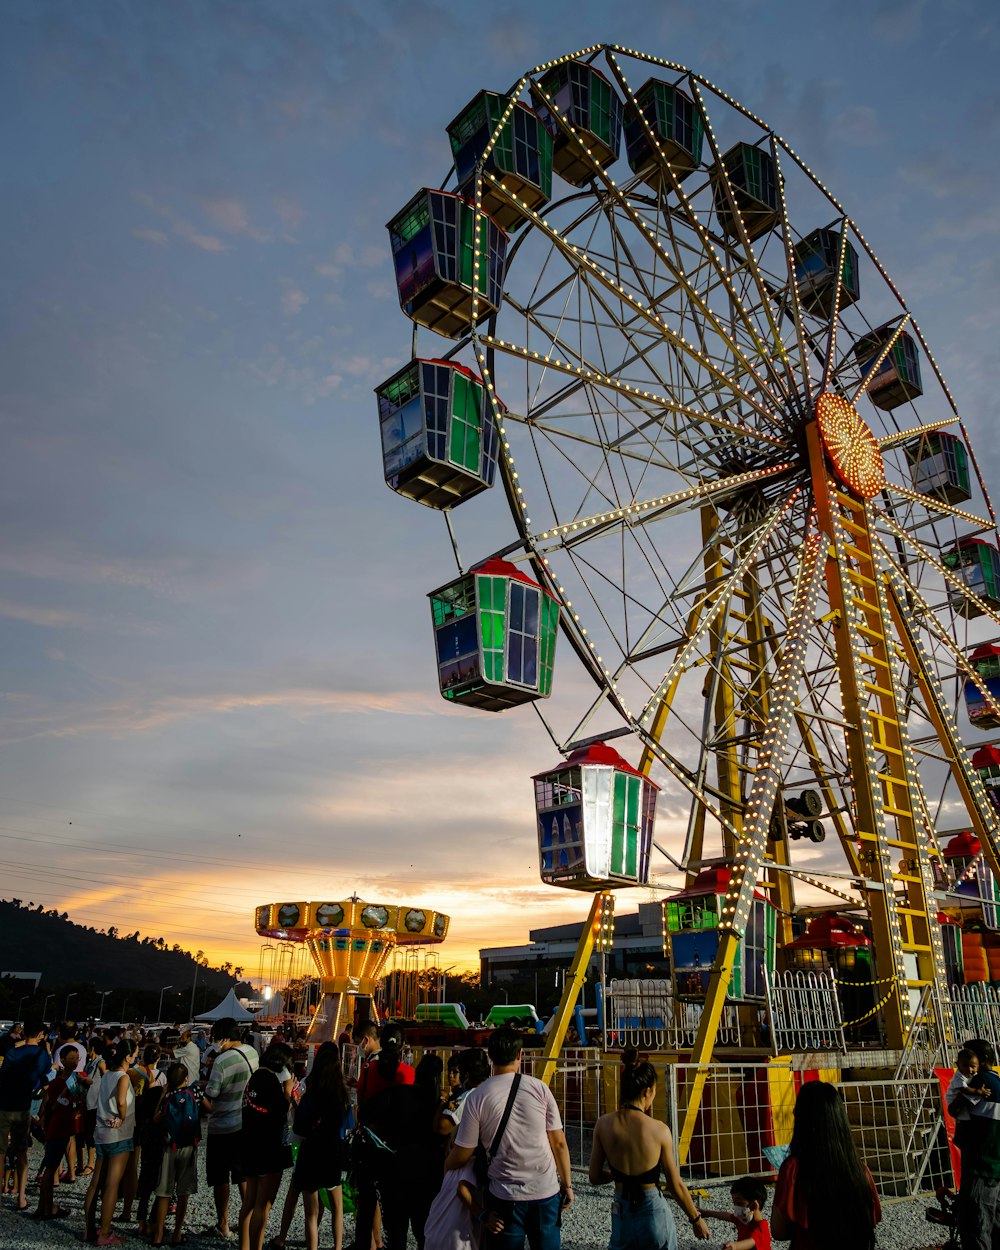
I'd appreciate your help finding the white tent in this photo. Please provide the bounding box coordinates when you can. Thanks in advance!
[194,987,255,1023]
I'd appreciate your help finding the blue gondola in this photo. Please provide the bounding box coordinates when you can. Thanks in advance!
[447,92,552,231]
[387,189,507,340]
[965,644,1000,729]
[792,227,860,318]
[905,430,971,505]
[853,324,922,410]
[375,358,501,509]
[624,78,703,193]
[944,539,1000,618]
[532,60,624,187]
[711,142,780,242]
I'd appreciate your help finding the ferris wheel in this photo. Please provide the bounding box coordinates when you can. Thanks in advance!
[376,44,1000,1081]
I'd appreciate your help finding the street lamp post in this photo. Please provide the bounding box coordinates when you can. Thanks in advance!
[64,992,77,1019]
[16,995,29,1022]
[42,994,54,1021]
[158,985,174,1022]
[98,990,110,1021]
[440,965,457,1004]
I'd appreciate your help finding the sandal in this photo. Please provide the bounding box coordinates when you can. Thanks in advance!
[80,1165,95,1176]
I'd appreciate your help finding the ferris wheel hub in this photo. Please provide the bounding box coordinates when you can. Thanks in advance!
[815,391,887,500]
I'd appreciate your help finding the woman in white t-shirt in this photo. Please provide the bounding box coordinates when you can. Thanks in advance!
[83,1040,136,1247]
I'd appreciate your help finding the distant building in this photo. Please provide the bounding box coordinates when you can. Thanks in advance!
[1,971,42,989]
[480,903,670,1007]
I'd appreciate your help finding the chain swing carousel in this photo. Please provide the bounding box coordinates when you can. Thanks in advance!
[255,899,449,1043]
[375,43,1000,1184]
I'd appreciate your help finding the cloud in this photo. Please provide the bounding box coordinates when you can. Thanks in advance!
[832,105,886,148]
[873,0,926,43]
[0,598,158,635]
[173,220,228,252]
[132,227,169,247]
[274,196,304,229]
[205,197,270,242]
[281,286,308,317]
[0,683,440,747]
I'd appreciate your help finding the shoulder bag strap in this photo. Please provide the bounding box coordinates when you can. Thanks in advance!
[488,1073,521,1161]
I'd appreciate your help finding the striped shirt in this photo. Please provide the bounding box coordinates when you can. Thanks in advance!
[204,1044,258,1135]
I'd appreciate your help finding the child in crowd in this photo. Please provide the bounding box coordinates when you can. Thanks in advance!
[947,1045,984,1147]
[150,1062,202,1248]
[699,1175,771,1250]
[33,1045,81,1220]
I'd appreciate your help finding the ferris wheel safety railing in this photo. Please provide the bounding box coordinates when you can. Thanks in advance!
[764,968,847,1054]
[604,977,742,1051]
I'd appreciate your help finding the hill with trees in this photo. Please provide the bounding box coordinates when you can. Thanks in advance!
[0,897,248,1023]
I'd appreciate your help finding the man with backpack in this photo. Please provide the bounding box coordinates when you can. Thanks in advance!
[201,1017,258,1241]
[0,1017,50,1213]
[150,1061,202,1246]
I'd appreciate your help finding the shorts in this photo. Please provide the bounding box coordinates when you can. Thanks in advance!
[206,1131,244,1187]
[242,1142,292,1179]
[0,1109,29,1152]
[609,1189,677,1250]
[95,1138,134,1158]
[155,1145,198,1198]
[294,1141,341,1194]
[42,1136,71,1170]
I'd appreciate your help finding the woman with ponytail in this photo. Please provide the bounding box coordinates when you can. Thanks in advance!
[771,1080,880,1250]
[589,1050,709,1249]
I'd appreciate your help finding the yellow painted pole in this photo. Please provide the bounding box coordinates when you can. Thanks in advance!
[536,891,606,1087]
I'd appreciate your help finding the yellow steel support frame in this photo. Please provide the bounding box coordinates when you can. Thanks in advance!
[536,891,606,1087]
[807,421,940,1046]
[677,530,826,1163]
[884,568,1000,890]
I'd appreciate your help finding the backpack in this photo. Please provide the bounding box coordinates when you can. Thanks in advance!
[163,1087,200,1150]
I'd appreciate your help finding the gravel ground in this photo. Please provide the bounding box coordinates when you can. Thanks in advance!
[0,1161,947,1250]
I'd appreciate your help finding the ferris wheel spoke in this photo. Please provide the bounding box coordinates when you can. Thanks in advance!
[481,332,788,451]
[529,462,796,554]
[767,139,814,402]
[877,415,961,450]
[883,482,992,531]
[687,81,797,400]
[599,56,795,411]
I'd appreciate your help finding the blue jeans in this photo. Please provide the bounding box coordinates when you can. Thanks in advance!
[609,1189,677,1250]
[486,1190,561,1250]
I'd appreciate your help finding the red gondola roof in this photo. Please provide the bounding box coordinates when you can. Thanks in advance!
[666,864,767,903]
[532,740,659,786]
[971,644,1000,660]
[973,744,1000,769]
[944,830,982,859]
[786,913,871,951]
[470,557,550,589]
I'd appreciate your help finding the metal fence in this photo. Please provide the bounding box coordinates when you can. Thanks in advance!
[945,982,1000,1053]
[513,1052,953,1196]
[604,979,742,1050]
[764,967,846,1052]
[400,1039,956,1199]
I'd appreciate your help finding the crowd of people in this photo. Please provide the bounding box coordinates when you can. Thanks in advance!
[13,1008,979,1250]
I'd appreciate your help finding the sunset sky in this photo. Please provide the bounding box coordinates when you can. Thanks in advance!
[2,0,999,982]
